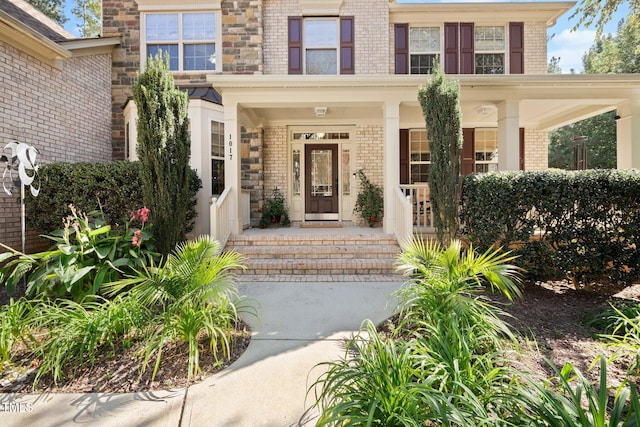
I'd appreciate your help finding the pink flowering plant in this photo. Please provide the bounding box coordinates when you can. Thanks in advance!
[0,204,159,301]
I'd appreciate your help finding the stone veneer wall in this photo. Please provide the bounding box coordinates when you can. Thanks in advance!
[0,40,113,252]
[525,129,549,171]
[103,0,263,159]
[241,127,264,226]
[263,0,389,75]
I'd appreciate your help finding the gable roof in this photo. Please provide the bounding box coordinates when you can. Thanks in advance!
[0,0,74,42]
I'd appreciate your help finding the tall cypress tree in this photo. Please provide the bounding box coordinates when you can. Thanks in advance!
[132,54,192,256]
[418,66,463,244]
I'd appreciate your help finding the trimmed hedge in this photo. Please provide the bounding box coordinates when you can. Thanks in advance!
[24,161,201,236]
[461,169,640,286]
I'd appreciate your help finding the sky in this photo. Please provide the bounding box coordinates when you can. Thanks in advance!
[62,0,631,74]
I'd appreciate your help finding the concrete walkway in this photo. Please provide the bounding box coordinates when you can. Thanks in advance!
[1,277,404,427]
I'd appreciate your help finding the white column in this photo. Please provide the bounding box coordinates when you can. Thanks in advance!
[383,101,400,235]
[224,99,242,235]
[188,101,208,236]
[616,99,640,169]
[497,101,521,171]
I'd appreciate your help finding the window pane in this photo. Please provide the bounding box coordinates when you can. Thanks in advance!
[147,44,179,70]
[475,53,504,74]
[293,150,301,196]
[410,27,440,52]
[474,26,505,51]
[211,159,225,196]
[410,54,438,74]
[183,13,216,40]
[304,20,338,47]
[306,49,337,74]
[146,14,178,41]
[411,164,430,183]
[211,121,224,157]
[184,44,216,70]
[342,150,350,195]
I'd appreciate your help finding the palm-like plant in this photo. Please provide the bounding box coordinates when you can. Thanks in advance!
[104,236,247,380]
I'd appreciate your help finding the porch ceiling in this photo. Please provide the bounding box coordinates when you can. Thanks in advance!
[210,74,640,131]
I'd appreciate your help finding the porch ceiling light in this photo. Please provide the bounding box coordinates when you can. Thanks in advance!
[476,105,495,116]
[315,107,327,117]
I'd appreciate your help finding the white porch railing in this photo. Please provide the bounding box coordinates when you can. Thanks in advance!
[394,186,414,247]
[399,184,434,233]
[210,187,232,248]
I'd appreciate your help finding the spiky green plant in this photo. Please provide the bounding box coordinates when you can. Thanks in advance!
[104,236,248,380]
[0,298,36,363]
[31,295,148,388]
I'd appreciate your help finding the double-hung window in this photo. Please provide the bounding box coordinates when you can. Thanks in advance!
[288,16,354,75]
[144,12,218,72]
[474,129,499,173]
[211,121,225,196]
[304,19,339,75]
[409,27,440,74]
[474,26,504,74]
[409,130,431,183]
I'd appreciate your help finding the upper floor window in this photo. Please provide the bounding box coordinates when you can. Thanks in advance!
[409,27,440,74]
[144,12,218,72]
[474,26,504,74]
[305,19,338,74]
[288,16,354,75]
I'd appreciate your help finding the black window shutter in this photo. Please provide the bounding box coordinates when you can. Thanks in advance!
[519,127,525,170]
[509,22,524,74]
[288,17,303,74]
[444,22,459,74]
[460,22,474,74]
[340,16,355,74]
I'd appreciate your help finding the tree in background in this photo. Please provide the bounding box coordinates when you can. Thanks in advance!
[548,111,617,170]
[71,0,101,37]
[27,0,66,24]
[132,54,193,256]
[418,67,462,244]
[571,0,639,36]
[549,17,639,169]
[547,56,563,74]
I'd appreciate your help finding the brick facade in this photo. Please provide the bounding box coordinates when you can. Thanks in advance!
[523,21,548,75]
[264,0,389,75]
[0,40,113,251]
[222,0,264,74]
[354,125,384,225]
[241,127,264,226]
[525,129,549,171]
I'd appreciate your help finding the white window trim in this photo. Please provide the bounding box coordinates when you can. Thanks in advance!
[303,17,340,75]
[408,25,442,75]
[474,128,499,173]
[140,11,222,73]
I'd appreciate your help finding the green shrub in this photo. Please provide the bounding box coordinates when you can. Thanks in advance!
[259,187,290,228]
[354,169,383,227]
[461,169,640,286]
[23,161,201,236]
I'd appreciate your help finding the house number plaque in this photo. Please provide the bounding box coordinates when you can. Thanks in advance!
[228,134,233,160]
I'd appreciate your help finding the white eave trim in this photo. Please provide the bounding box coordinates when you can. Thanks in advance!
[0,9,71,70]
[58,37,120,57]
[389,1,575,27]
[209,74,640,91]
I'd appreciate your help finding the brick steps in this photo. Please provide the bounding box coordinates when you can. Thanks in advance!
[225,232,402,276]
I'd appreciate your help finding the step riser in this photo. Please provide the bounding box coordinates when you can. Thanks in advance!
[226,234,402,276]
